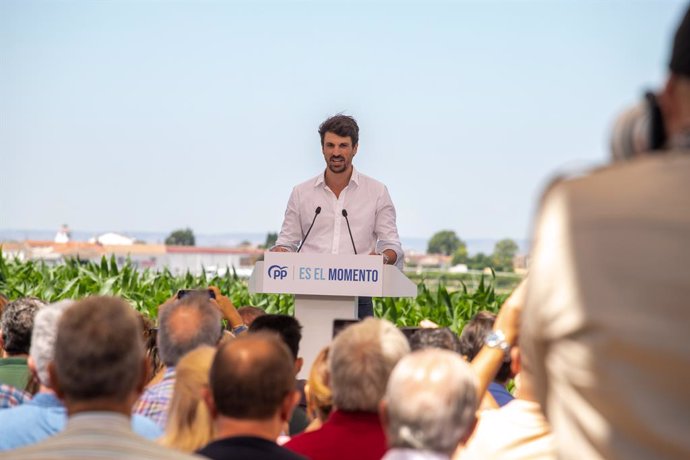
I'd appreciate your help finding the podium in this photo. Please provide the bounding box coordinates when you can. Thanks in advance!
[248,252,417,379]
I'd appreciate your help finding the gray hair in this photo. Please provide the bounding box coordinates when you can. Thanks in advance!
[158,293,222,367]
[329,317,410,412]
[54,296,144,400]
[29,300,74,386]
[384,349,478,455]
[1,297,46,355]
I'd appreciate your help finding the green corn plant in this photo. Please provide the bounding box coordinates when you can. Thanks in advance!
[0,248,510,330]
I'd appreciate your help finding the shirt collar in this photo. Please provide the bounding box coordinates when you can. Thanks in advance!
[314,167,360,188]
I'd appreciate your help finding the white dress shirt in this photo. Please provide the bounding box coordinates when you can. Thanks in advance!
[275,168,404,269]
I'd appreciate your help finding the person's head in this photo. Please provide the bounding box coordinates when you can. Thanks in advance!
[319,115,359,175]
[205,333,299,430]
[408,327,460,352]
[306,346,332,423]
[0,297,45,356]
[138,313,162,384]
[660,6,690,142]
[249,314,303,374]
[237,306,266,326]
[381,349,478,456]
[49,296,146,409]
[329,317,410,412]
[318,114,359,147]
[160,345,216,452]
[459,311,512,383]
[28,300,74,388]
[611,7,690,159]
[158,292,222,368]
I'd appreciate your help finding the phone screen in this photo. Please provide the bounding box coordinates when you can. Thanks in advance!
[332,319,360,338]
[176,289,217,300]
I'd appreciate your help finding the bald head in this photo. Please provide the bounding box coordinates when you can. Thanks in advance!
[157,293,222,367]
[210,333,295,420]
[383,349,478,455]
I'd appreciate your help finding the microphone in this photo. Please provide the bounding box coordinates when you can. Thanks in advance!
[341,209,357,254]
[297,206,321,253]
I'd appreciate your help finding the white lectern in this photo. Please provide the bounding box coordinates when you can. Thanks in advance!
[248,252,417,379]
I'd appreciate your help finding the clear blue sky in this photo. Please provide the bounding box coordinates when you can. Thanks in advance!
[1,0,687,242]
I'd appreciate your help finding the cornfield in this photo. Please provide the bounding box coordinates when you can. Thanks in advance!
[0,252,511,335]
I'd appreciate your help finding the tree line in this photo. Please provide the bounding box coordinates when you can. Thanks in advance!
[426,230,519,272]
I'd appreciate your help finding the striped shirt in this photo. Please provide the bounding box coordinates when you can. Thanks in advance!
[132,367,176,429]
[7,411,201,459]
[0,383,31,409]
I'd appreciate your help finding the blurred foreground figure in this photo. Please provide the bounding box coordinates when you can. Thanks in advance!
[0,300,160,451]
[285,318,410,460]
[0,297,45,390]
[381,349,478,460]
[522,7,690,460]
[197,333,305,460]
[159,346,216,453]
[134,292,222,429]
[9,296,197,459]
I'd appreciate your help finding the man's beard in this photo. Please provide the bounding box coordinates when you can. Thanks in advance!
[328,157,347,173]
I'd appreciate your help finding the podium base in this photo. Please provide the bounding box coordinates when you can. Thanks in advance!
[294,294,358,380]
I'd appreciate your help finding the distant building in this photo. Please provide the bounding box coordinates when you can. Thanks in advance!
[54,225,71,243]
[88,232,136,246]
[0,240,262,277]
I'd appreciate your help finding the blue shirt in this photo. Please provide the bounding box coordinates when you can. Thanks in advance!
[0,392,162,451]
[488,381,514,407]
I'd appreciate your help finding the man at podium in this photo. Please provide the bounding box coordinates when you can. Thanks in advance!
[271,114,404,318]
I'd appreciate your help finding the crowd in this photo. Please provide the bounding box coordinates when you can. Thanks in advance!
[1,5,689,460]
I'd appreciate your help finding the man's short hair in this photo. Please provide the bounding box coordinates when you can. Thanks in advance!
[248,314,302,361]
[157,292,222,367]
[329,317,410,412]
[384,349,478,455]
[1,297,45,355]
[210,333,295,420]
[459,311,512,382]
[53,296,144,401]
[30,300,74,386]
[318,114,359,147]
[408,327,460,352]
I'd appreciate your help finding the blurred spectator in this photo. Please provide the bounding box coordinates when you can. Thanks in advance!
[459,343,555,460]
[249,314,308,435]
[160,345,216,452]
[197,333,305,460]
[139,313,164,385]
[285,318,410,460]
[0,297,45,390]
[522,7,690,459]
[133,292,222,429]
[381,349,478,460]
[0,300,161,451]
[408,327,460,352]
[459,311,514,407]
[237,305,266,326]
[8,296,197,459]
[304,346,332,433]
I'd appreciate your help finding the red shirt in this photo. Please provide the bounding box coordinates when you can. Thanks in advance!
[285,410,387,460]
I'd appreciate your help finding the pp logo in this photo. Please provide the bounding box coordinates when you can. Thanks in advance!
[268,265,288,280]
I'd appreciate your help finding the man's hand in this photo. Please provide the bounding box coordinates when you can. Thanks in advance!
[209,286,244,329]
[469,278,527,402]
[369,249,397,265]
